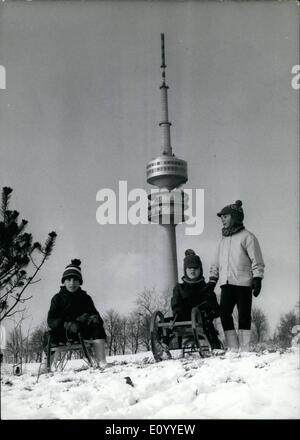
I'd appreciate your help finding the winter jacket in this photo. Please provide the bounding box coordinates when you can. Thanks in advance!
[209,229,265,288]
[171,278,220,321]
[47,286,103,331]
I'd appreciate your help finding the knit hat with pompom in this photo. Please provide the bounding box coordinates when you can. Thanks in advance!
[183,249,203,275]
[217,200,244,225]
[61,259,83,285]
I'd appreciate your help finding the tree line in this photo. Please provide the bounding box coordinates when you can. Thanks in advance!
[3,291,299,365]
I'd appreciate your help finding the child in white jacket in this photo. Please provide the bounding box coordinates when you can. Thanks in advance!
[209,200,265,352]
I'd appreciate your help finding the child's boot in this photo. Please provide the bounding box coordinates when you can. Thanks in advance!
[39,351,54,374]
[93,339,111,369]
[238,329,251,352]
[224,329,239,352]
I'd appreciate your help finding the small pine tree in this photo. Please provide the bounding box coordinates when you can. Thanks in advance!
[0,187,57,321]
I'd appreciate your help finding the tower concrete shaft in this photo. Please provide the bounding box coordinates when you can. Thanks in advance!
[163,224,178,285]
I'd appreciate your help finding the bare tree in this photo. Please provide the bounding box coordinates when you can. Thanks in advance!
[0,187,57,321]
[126,310,142,354]
[29,320,48,362]
[251,307,269,343]
[136,287,170,316]
[118,317,128,355]
[139,313,152,351]
[135,287,171,352]
[103,309,122,356]
[5,313,29,371]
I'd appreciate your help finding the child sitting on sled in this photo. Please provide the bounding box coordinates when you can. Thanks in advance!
[171,249,222,349]
[42,259,108,370]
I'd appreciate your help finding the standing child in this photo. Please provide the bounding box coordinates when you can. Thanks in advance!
[44,259,108,369]
[209,200,265,352]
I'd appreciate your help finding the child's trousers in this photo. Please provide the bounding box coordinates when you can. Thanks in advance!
[220,284,252,330]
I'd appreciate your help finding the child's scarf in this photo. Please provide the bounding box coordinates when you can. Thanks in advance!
[222,224,244,237]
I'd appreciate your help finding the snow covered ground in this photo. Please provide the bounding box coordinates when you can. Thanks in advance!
[1,348,299,420]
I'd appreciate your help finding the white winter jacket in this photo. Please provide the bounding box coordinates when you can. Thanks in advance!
[209,229,265,287]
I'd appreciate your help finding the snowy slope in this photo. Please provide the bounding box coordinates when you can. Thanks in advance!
[1,349,299,420]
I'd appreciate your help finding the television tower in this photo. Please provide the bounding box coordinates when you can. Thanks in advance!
[147,34,189,292]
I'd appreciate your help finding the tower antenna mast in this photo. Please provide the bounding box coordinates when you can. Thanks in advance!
[160,33,172,156]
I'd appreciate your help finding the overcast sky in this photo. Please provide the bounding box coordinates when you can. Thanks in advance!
[0,0,298,334]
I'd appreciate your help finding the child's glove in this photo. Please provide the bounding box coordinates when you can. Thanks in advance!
[64,321,79,334]
[88,315,100,326]
[199,301,219,321]
[172,307,180,317]
[76,313,90,325]
[252,277,262,297]
[206,278,217,293]
[205,281,216,293]
[198,299,209,310]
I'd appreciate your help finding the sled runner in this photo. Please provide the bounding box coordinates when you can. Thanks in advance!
[150,306,224,361]
[37,330,97,379]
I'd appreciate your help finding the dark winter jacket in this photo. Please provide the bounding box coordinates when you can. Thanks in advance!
[171,278,220,321]
[47,286,103,331]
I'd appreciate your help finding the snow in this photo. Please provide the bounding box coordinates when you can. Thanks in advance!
[1,348,299,420]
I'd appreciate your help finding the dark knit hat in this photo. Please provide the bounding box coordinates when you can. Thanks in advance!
[183,249,203,273]
[217,200,244,225]
[61,259,83,285]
